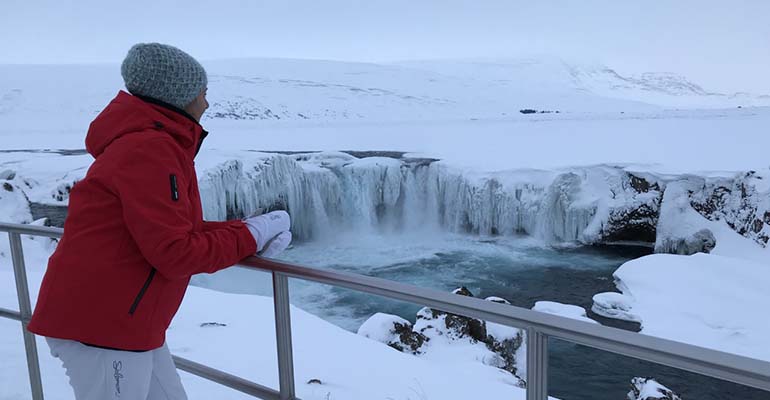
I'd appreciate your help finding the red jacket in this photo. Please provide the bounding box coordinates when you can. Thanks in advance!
[28,91,257,351]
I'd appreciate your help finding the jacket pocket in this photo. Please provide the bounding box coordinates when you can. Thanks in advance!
[128,269,156,315]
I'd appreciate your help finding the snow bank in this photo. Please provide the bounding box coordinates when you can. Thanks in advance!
[593,251,770,361]
[591,292,641,323]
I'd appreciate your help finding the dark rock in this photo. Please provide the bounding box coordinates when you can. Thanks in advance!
[603,204,659,243]
[600,174,662,244]
[519,109,558,114]
[691,186,730,217]
[53,182,76,202]
[628,174,660,193]
[200,322,227,328]
[3,182,12,192]
[690,174,769,247]
[388,320,428,354]
[445,312,488,342]
[424,287,489,342]
[418,287,488,343]
[486,330,525,377]
[453,286,474,297]
[0,170,15,180]
[343,151,407,159]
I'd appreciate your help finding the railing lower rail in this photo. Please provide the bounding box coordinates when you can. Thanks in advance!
[2,221,770,400]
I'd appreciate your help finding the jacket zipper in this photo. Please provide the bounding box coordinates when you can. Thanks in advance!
[128,269,156,315]
[169,174,179,201]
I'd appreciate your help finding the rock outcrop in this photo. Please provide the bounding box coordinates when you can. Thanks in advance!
[628,377,682,400]
[358,287,527,384]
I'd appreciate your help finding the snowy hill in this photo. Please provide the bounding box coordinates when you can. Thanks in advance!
[2,57,767,135]
[398,57,770,108]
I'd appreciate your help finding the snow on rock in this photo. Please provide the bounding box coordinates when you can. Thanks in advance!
[655,179,725,256]
[485,296,511,304]
[627,377,682,400]
[689,170,770,247]
[591,292,641,323]
[596,174,663,245]
[0,171,32,224]
[356,312,427,354]
[358,287,527,385]
[415,287,489,343]
[0,151,92,207]
[532,301,599,324]
[655,171,770,254]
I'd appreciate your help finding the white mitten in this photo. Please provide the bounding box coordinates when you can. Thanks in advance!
[243,210,291,252]
[259,231,292,258]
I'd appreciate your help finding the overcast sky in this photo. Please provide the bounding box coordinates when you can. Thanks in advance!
[2,0,769,93]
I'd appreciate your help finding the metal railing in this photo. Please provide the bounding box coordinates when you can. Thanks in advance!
[2,221,770,400]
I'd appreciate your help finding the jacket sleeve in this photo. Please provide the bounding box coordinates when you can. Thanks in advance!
[113,137,257,280]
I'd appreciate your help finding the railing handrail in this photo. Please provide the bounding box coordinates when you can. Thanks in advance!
[0,222,63,238]
[2,221,770,400]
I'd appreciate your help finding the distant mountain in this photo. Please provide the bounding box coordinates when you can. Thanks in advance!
[400,57,770,108]
[568,65,769,107]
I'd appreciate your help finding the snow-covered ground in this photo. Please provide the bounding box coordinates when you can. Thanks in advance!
[1,57,770,399]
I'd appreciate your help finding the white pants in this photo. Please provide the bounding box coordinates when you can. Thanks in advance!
[46,337,188,400]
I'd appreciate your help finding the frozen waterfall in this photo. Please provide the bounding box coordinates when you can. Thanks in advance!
[197,152,603,243]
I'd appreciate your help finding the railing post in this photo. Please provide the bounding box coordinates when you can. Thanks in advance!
[526,327,548,400]
[9,232,45,400]
[272,271,296,400]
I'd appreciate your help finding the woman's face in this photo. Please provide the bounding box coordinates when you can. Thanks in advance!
[185,88,209,122]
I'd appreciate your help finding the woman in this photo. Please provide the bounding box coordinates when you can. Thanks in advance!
[28,43,291,400]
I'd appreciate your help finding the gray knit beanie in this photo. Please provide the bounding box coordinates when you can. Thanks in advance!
[121,43,208,109]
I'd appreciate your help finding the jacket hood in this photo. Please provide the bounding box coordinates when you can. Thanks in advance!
[86,91,203,159]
